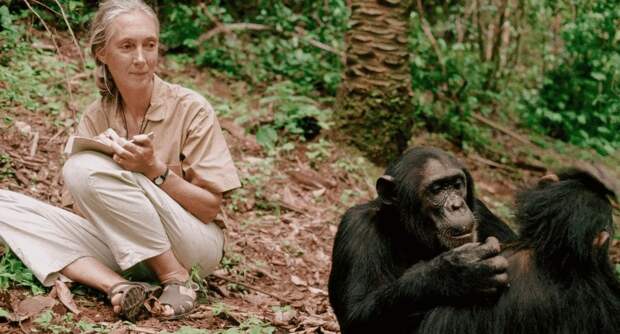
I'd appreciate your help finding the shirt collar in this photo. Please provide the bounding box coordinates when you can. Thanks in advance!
[145,74,167,122]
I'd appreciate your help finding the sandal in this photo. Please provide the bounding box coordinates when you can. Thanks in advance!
[157,279,199,320]
[107,281,161,322]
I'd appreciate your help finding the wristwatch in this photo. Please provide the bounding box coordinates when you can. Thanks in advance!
[153,167,170,186]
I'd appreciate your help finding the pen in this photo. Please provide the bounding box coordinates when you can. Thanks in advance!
[128,131,154,143]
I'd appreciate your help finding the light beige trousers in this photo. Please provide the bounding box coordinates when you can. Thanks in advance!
[0,151,224,286]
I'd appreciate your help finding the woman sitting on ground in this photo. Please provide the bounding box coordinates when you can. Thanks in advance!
[0,0,240,320]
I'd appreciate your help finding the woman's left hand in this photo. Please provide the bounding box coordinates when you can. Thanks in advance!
[111,133,166,180]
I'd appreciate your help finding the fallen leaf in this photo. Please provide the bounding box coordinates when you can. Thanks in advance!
[274,308,297,324]
[308,287,327,295]
[14,295,56,319]
[53,280,80,315]
[290,275,307,286]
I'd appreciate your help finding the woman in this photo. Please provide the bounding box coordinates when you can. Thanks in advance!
[0,0,240,320]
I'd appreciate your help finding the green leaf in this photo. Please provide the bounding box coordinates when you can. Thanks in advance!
[255,126,278,149]
[591,72,606,81]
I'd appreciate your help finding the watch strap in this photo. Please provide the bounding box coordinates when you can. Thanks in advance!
[153,167,170,186]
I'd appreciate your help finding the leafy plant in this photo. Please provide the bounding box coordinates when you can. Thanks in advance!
[520,0,620,154]
[255,81,332,150]
[0,249,45,295]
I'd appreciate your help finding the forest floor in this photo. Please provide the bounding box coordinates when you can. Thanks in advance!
[0,32,619,334]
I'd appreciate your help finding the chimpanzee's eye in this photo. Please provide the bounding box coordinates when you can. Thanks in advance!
[430,184,442,194]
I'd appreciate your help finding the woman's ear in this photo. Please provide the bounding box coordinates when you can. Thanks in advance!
[96,47,106,64]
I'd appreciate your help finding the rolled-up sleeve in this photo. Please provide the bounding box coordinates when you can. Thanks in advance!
[181,104,241,194]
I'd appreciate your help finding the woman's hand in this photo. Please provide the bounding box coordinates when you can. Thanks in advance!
[111,133,167,180]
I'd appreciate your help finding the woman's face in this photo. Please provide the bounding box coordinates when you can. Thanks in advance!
[97,10,158,92]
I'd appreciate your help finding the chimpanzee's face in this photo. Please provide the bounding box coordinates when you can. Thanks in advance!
[418,159,477,249]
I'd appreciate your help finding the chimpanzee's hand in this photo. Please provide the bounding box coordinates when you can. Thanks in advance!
[429,236,509,299]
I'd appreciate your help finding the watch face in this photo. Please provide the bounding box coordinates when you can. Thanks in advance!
[154,176,164,185]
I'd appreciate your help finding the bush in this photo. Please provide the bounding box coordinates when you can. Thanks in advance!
[520,0,620,155]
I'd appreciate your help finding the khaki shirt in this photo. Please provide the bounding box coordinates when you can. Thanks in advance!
[62,75,241,206]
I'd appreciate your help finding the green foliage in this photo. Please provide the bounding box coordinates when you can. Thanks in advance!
[0,6,87,119]
[407,3,539,151]
[160,1,347,94]
[217,317,275,334]
[0,249,45,295]
[254,81,332,150]
[520,0,620,154]
[0,153,15,181]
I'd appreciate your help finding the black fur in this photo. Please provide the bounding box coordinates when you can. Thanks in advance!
[328,147,516,334]
[418,169,620,334]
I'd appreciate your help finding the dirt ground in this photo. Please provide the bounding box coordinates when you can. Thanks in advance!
[0,44,619,333]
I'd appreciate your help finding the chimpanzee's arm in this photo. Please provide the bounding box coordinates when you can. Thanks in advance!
[329,207,508,334]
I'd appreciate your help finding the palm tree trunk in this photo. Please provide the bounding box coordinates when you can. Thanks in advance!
[336,0,414,165]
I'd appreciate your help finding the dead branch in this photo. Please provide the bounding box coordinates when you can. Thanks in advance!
[294,26,342,56]
[198,23,271,43]
[211,273,292,305]
[416,0,446,74]
[197,22,343,57]
[470,154,519,173]
[471,112,532,146]
[29,132,39,157]
[52,0,85,70]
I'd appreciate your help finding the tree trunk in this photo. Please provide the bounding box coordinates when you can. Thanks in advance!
[336,0,413,165]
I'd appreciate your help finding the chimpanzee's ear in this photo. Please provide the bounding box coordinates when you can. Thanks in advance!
[538,174,560,187]
[376,175,397,206]
[593,230,610,248]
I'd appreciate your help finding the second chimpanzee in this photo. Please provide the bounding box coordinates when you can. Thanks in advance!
[328,147,517,334]
[418,167,620,334]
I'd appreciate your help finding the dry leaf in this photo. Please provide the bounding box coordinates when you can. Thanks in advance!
[14,295,56,319]
[54,280,80,315]
[274,308,297,324]
[307,287,327,295]
[290,275,307,286]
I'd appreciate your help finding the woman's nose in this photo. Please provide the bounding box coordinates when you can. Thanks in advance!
[133,47,146,65]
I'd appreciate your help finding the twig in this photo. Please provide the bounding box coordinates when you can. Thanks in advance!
[46,127,65,146]
[416,0,445,74]
[470,154,519,173]
[52,0,86,70]
[199,22,271,43]
[211,273,292,304]
[198,22,343,57]
[23,0,76,123]
[31,0,60,16]
[295,26,343,56]
[29,132,39,157]
[471,112,532,146]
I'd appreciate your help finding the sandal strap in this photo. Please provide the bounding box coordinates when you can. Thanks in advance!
[106,281,162,322]
[157,279,198,319]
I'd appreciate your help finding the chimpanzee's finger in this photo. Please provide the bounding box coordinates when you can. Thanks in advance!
[479,255,508,273]
[452,241,481,252]
[466,237,501,260]
[490,272,509,286]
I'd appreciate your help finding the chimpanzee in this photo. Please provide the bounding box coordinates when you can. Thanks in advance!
[328,147,517,334]
[418,167,620,334]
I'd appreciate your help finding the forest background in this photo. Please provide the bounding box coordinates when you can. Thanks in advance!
[0,0,619,333]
